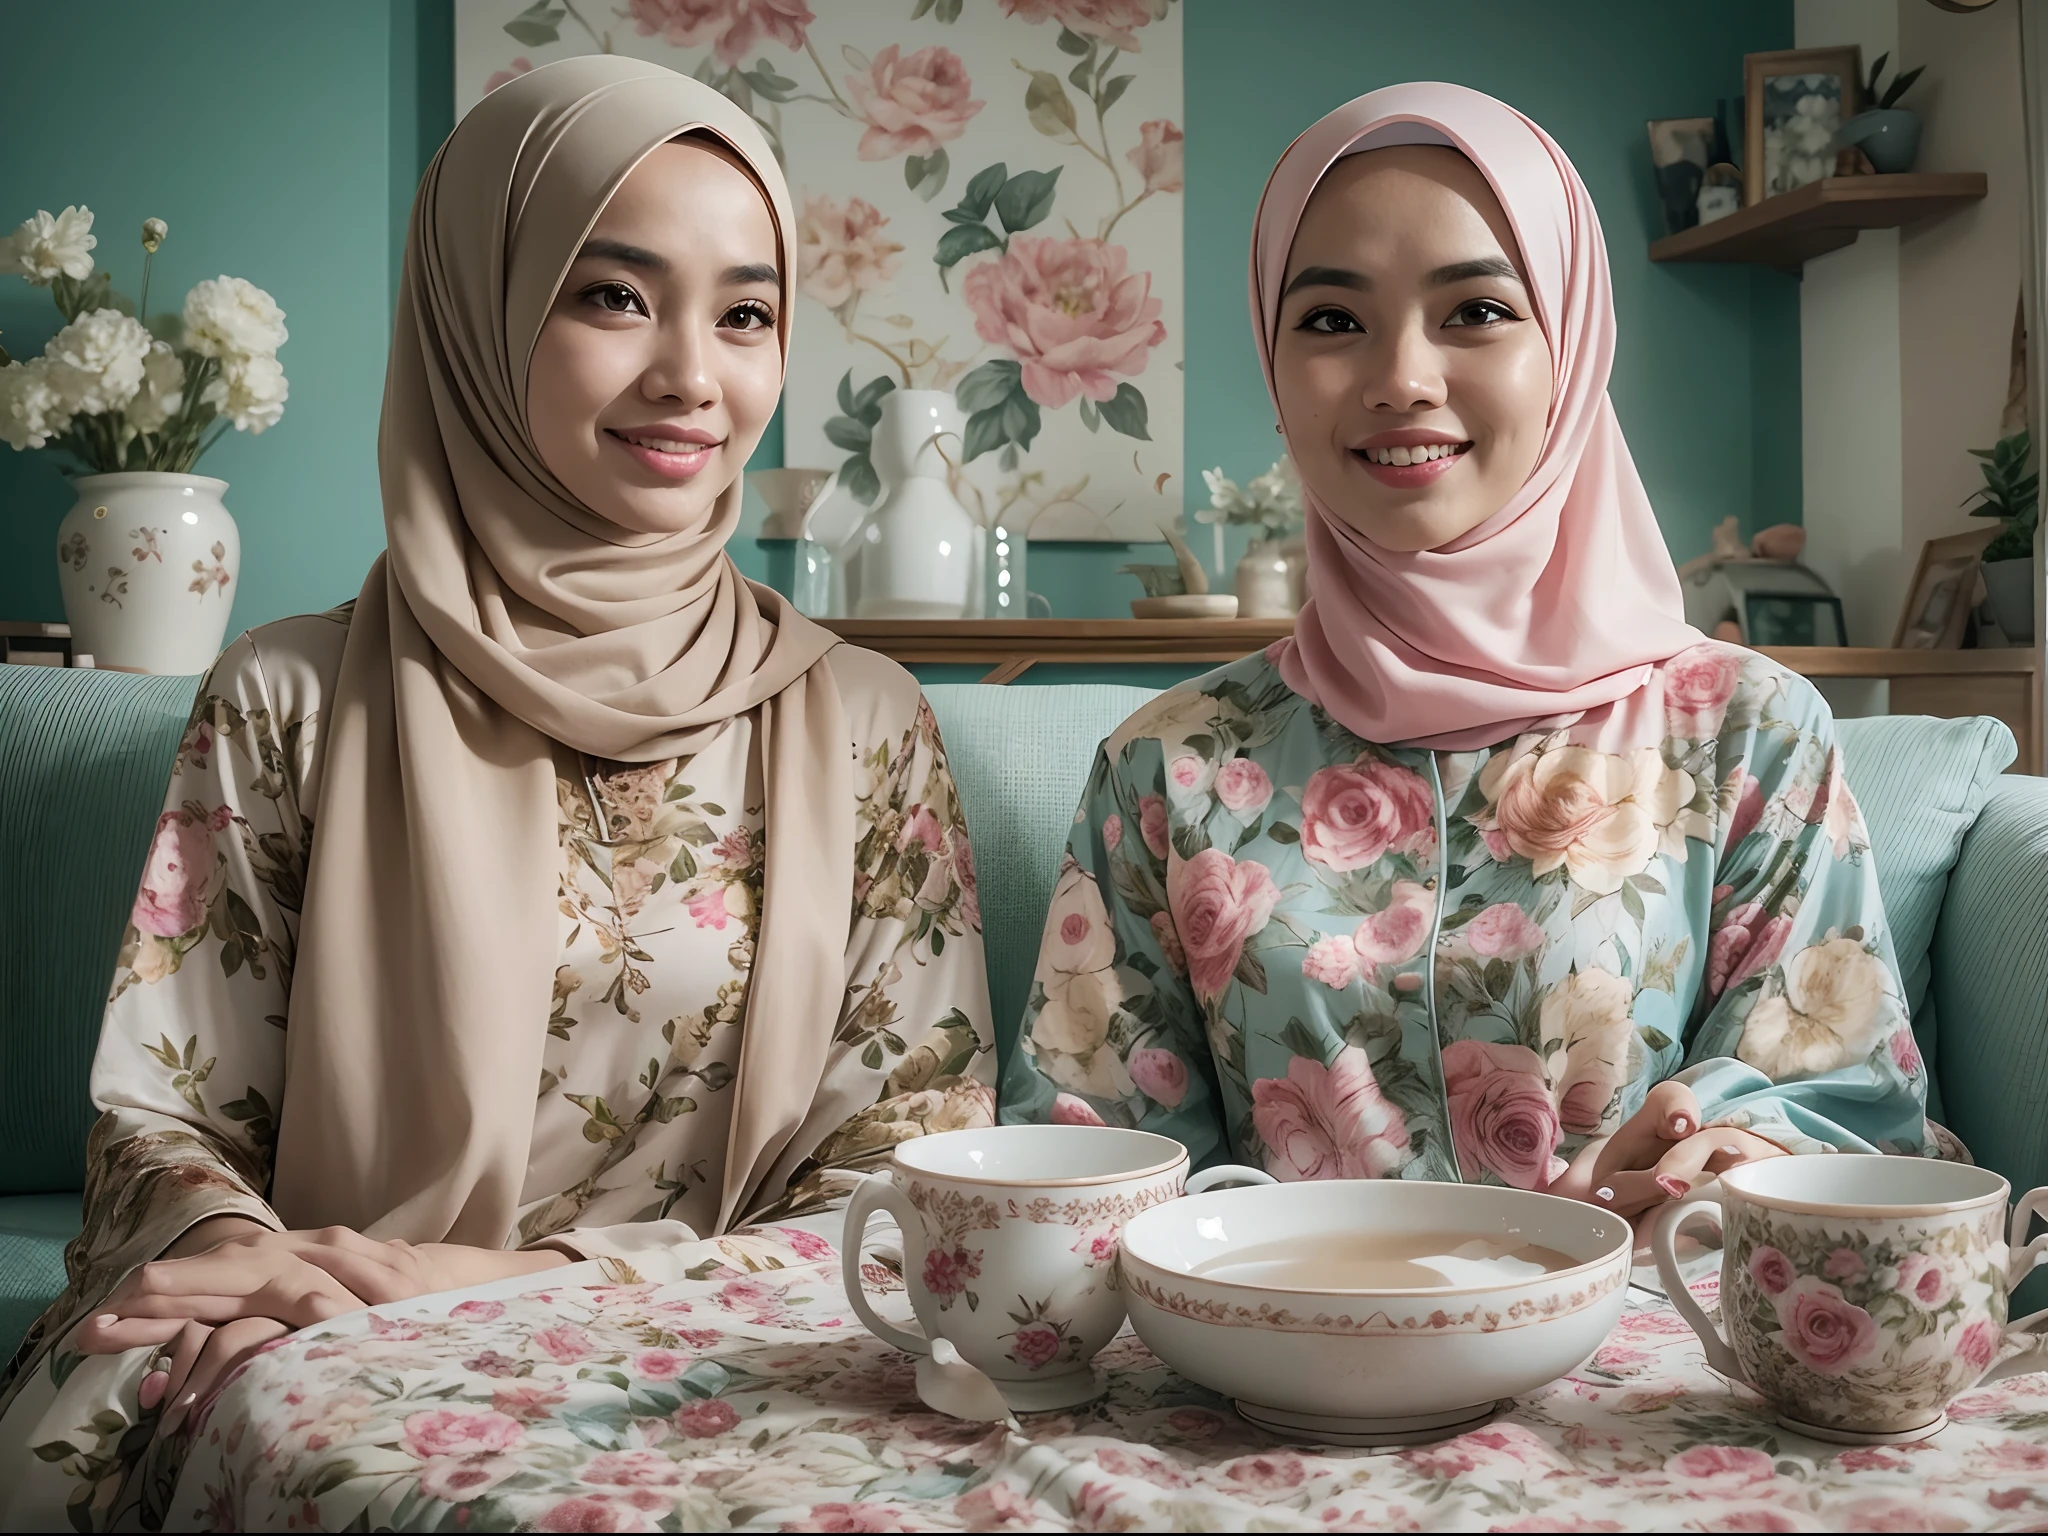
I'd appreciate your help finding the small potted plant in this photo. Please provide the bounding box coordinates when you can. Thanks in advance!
[1839,53,1927,173]
[1198,455,1306,619]
[0,206,288,673]
[1965,429,2037,643]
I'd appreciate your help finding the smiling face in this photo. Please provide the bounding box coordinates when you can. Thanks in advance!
[526,135,783,536]
[1271,145,1553,553]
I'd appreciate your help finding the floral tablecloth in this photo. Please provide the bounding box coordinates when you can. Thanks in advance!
[164,1226,2048,1532]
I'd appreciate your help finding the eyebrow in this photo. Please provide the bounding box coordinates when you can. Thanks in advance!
[1281,255,1526,297]
[722,261,779,286]
[578,237,669,273]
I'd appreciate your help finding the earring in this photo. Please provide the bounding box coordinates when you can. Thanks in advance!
[1274,423,1283,434]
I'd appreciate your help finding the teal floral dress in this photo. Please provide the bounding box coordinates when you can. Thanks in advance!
[1000,641,1931,1184]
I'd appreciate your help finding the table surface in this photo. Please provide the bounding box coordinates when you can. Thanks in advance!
[161,1224,2048,1531]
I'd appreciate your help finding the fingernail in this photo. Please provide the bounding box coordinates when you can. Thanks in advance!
[1595,1186,1615,1203]
[1671,1116,1691,1135]
[1657,1175,1691,1200]
[1721,1144,1742,1157]
[138,1372,167,1410]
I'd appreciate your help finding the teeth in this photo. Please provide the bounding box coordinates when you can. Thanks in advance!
[624,433,708,454]
[1364,443,1463,466]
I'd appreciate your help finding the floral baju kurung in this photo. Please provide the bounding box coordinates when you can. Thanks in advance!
[0,611,993,1529]
[1002,642,1932,1183]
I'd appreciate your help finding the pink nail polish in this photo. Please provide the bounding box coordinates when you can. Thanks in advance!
[1657,1175,1690,1200]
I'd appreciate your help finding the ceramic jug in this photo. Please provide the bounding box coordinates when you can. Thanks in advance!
[855,390,978,620]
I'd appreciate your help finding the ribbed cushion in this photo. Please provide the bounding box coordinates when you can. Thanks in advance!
[1932,774,2048,1196]
[926,684,1159,1070]
[0,667,198,1194]
[0,1192,80,1359]
[1836,714,2017,1121]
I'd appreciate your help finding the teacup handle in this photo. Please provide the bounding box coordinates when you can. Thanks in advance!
[1184,1163,1278,1194]
[1651,1186,1749,1387]
[841,1172,937,1358]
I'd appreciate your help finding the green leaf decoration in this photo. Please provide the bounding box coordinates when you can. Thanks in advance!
[1096,382,1150,440]
[1620,880,1647,924]
[905,147,949,201]
[1001,391,1043,451]
[911,0,937,16]
[1021,67,1079,139]
[936,221,1003,269]
[824,416,872,453]
[994,167,1062,233]
[1100,73,1135,114]
[841,453,881,505]
[1078,397,1100,432]
[503,0,565,47]
[999,444,1020,471]
[954,357,1021,413]
[836,368,857,417]
[1069,57,1095,89]
[962,407,1009,462]
[852,374,898,421]
[936,0,963,22]
[1056,25,1092,54]
[958,161,1008,220]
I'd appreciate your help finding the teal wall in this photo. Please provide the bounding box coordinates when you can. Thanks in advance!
[0,0,1794,633]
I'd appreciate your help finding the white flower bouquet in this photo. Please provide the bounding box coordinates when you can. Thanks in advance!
[1198,455,1304,542]
[0,205,288,470]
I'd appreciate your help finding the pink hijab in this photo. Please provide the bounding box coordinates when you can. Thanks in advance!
[1257,83,1704,751]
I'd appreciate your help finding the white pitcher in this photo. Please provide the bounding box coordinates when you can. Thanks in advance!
[854,389,978,620]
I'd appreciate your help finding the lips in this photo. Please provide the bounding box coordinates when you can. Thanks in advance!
[605,427,722,482]
[1350,440,1471,489]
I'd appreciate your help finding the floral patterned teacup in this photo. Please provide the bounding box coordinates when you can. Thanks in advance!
[842,1125,1270,1411]
[1653,1155,2048,1442]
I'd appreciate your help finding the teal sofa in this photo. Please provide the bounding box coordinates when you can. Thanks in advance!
[5,667,2047,1355]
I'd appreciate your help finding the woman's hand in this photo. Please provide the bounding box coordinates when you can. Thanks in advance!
[1549,1081,1785,1241]
[80,1223,570,1430]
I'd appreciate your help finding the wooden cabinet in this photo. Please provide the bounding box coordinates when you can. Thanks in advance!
[822,622,2043,774]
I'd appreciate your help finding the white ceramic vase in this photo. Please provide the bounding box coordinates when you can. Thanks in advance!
[855,389,979,620]
[55,473,241,674]
[1234,536,1300,619]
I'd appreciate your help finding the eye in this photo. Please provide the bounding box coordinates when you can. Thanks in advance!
[584,281,647,317]
[721,300,775,332]
[1444,298,1520,328]
[1296,305,1363,336]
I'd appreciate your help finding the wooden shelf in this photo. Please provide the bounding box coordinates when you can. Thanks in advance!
[1648,173,1987,272]
[823,623,2039,771]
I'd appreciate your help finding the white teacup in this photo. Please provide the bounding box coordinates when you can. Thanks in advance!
[842,1125,1270,1410]
[1654,1155,2048,1443]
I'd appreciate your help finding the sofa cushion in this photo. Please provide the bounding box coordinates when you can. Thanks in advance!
[926,684,1159,1071]
[0,1192,80,1360]
[1931,774,2048,1198]
[0,667,197,1195]
[1836,713,2017,1120]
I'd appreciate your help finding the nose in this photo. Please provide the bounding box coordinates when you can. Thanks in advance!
[641,315,718,411]
[1364,317,1447,414]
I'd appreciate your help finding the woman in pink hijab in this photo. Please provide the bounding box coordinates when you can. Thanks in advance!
[1003,84,1939,1234]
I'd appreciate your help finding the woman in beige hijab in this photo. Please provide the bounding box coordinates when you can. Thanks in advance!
[0,57,991,1526]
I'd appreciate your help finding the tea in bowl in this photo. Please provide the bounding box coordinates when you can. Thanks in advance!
[841,1124,1269,1410]
[1652,1154,2048,1443]
[1119,1178,1633,1445]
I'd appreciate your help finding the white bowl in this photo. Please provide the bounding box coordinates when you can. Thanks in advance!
[1118,1180,1632,1444]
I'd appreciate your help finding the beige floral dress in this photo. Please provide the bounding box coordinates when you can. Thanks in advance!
[0,608,993,1528]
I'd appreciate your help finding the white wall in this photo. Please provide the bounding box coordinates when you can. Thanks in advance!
[1797,0,1905,655]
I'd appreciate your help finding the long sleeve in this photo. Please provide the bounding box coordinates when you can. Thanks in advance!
[4,622,337,1398]
[1679,673,1931,1156]
[999,734,1231,1170]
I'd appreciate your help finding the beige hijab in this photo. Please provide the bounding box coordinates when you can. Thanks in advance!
[271,56,850,1245]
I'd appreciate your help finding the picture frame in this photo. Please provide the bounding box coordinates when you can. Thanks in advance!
[1894,528,1998,650]
[1743,46,1863,206]
[1646,116,1716,235]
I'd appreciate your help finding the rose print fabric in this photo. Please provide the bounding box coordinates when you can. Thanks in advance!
[45,1223,2048,1531]
[0,610,993,1529]
[1004,642,1932,1187]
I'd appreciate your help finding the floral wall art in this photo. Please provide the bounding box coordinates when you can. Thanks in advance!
[456,0,1184,541]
